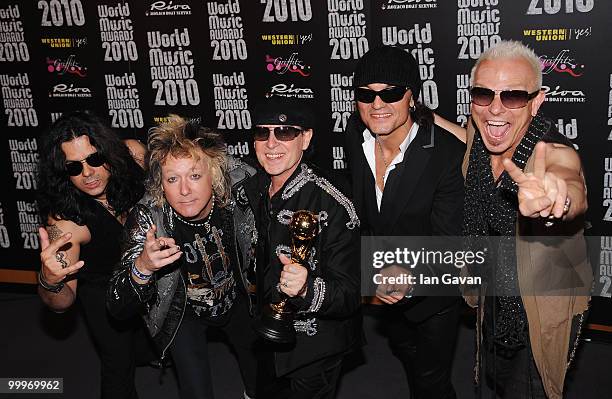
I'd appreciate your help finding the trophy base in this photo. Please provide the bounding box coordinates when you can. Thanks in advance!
[253,304,296,344]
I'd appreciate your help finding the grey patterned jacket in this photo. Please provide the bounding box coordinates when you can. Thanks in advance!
[107,157,257,360]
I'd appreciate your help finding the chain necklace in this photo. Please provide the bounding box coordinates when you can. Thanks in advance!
[375,135,389,169]
[174,193,215,229]
[95,198,115,214]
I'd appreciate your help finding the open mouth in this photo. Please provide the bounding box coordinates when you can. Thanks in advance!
[484,120,511,142]
[266,153,284,160]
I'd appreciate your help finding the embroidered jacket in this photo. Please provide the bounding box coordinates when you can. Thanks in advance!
[243,162,362,377]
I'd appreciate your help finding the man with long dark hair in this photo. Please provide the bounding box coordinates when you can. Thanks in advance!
[37,110,146,399]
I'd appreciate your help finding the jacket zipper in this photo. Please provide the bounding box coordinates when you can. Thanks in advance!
[160,273,187,361]
[234,233,253,316]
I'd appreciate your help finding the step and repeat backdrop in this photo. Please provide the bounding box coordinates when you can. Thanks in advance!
[1,0,611,321]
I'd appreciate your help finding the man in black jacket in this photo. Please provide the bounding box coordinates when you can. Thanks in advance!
[344,45,465,399]
[245,96,361,399]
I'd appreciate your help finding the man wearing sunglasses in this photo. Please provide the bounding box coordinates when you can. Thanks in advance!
[344,45,465,399]
[462,40,591,398]
[244,96,361,398]
[36,111,148,398]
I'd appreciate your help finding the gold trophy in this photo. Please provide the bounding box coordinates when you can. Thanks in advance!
[253,210,319,344]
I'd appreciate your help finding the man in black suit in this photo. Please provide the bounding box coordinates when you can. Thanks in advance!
[344,46,465,399]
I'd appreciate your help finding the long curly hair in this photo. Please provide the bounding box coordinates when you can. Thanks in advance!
[37,110,145,225]
[147,114,231,208]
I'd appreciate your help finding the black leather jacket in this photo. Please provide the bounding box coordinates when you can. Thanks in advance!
[107,158,257,359]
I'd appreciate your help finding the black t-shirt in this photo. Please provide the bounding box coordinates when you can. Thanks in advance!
[172,203,238,325]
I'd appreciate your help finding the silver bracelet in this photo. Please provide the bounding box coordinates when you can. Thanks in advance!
[38,272,64,293]
[131,263,153,280]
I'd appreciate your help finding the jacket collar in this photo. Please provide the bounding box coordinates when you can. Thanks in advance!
[372,124,435,232]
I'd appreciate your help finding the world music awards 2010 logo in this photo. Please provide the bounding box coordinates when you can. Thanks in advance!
[46,55,87,77]
[265,52,311,77]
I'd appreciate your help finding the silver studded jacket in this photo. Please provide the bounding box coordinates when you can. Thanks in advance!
[243,162,362,376]
[107,157,257,359]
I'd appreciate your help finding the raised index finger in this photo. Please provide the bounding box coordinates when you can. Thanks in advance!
[145,225,157,243]
[533,141,547,180]
[502,158,528,185]
[39,227,50,251]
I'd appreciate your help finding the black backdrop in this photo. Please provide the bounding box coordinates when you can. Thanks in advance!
[1,0,611,322]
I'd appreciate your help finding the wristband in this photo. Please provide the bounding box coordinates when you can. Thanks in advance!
[38,272,64,293]
[131,263,153,281]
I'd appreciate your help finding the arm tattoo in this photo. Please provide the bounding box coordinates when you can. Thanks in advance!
[47,225,63,243]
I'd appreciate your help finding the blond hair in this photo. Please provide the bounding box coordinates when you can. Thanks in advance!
[146,114,230,208]
[470,40,543,91]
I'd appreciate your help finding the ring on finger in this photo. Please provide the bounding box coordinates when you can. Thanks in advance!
[563,198,570,214]
[55,252,68,269]
[281,280,289,288]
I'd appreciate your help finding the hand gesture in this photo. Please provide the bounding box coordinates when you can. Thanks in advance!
[136,225,182,274]
[278,254,308,298]
[502,142,570,219]
[376,265,412,305]
[39,227,84,285]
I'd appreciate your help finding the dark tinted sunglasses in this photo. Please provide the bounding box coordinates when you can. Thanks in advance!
[65,152,105,176]
[355,86,409,104]
[470,87,540,109]
[253,126,304,142]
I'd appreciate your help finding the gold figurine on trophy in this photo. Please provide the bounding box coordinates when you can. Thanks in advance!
[253,210,319,344]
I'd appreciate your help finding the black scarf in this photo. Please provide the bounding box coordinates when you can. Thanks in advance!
[463,113,552,351]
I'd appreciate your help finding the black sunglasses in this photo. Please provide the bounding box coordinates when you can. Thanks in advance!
[470,87,540,109]
[355,86,409,104]
[253,126,304,142]
[65,152,105,176]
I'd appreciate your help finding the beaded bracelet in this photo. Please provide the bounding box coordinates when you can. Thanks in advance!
[131,263,153,281]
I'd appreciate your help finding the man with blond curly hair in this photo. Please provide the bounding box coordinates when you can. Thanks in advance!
[107,115,259,399]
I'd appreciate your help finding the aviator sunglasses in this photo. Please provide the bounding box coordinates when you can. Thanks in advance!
[470,87,540,109]
[253,126,305,141]
[65,152,105,176]
[355,86,409,104]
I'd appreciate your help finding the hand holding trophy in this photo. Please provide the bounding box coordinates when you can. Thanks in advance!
[253,210,319,344]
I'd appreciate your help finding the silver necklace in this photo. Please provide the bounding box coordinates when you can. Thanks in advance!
[174,194,215,228]
[375,136,389,168]
[95,199,115,213]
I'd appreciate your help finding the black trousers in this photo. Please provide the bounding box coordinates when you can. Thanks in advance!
[171,296,258,399]
[78,284,140,399]
[383,300,460,399]
[257,352,345,399]
[482,311,587,399]
[483,340,547,399]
